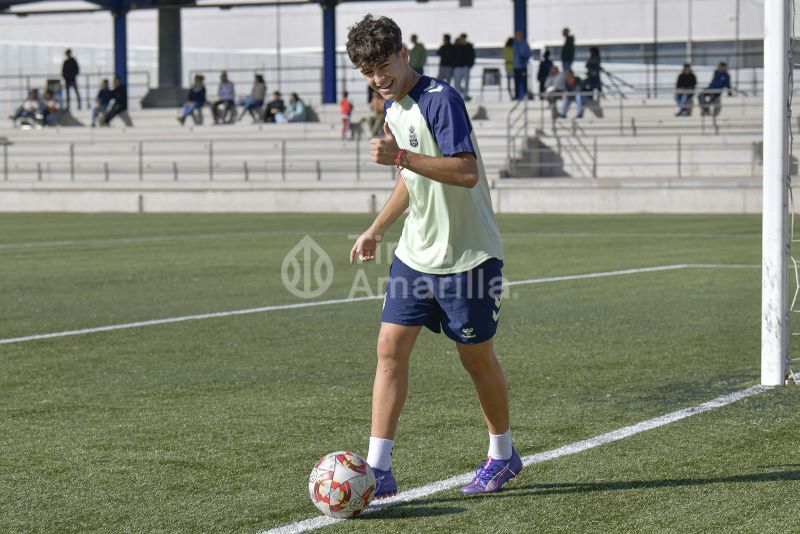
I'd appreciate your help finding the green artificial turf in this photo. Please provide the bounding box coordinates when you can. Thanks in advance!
[1,213,797,533]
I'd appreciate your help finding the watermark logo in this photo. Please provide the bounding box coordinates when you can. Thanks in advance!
[281,235,334,299]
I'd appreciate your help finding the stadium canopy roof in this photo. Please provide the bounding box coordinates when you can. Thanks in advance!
[0,0,381,15]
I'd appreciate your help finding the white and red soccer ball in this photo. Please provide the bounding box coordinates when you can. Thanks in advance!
[308,451,376,518]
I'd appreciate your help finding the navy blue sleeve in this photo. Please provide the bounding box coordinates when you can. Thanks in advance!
[420,88,475,157]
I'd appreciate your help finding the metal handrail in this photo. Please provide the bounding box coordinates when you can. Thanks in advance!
[0,70,152,109]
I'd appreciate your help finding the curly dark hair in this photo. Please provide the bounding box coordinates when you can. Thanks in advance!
[346,15,403,68]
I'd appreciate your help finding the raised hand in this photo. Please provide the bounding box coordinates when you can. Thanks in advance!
[370,122,400,166]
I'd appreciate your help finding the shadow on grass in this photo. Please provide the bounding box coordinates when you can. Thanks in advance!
[395,470,800,507]
[357,505,466,520]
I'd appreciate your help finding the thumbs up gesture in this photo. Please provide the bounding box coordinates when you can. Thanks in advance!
[370,122,401,166]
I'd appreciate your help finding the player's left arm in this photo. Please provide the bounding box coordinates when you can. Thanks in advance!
[371,123,479,188]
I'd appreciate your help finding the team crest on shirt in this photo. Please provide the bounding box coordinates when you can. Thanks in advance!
[408,125,419,148]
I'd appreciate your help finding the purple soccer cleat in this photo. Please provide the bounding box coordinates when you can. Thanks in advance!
[460,447,523,495]
[371,467,398,499]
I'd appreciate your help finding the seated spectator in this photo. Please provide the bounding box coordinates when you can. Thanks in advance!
[41,89,61,125]
[103,76,128,126]
[212,71,235,124]
[674,63,697,116]
[279,92,307,123]
[263,91,285,123]
[91,78,114,127]
[698,62,731,116]
[543,65,562,110]
[238,74,266,122]
[558,69,584,118]
[178,74,206,126]
[10,89,42,123]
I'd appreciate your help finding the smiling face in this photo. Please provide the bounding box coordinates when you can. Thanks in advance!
[359,48,418,101]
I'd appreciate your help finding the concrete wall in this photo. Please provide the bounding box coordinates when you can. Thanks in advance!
[0,179,770,214]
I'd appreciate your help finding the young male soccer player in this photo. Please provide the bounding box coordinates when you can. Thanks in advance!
[346,15,522,497]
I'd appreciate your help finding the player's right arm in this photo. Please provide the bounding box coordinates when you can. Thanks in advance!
[350,175,409,264]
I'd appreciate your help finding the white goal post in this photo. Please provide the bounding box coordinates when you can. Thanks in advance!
[761,0,791,385]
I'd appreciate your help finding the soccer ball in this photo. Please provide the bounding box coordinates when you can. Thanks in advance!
[308,451,376,518]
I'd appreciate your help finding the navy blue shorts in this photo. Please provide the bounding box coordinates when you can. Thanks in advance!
[381,256,504,344]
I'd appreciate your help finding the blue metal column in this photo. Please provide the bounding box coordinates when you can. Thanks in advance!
[322,0,336,104]
[513,0,527,39]
[113,8,128,85]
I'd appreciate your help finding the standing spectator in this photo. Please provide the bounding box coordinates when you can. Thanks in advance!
[502,37,515,99]
[437,33,455,84]
[457,33,475,101]
[561,28,575,71]
[103,76,128,126]
[238,74,266,121]
[674,63,697,116]
[10,89,42,123]
[212,71,236,124]
[91,78,114,127]
[62,49,81,111]
[366,93,385,137]
[536,50,553,99]
[585,47,602,93]
[698,62,731,116]
[340,91,354,139]
[512,30,531,101]
[178,74,206,126]
[408,34,427,75]
[558,68,584,118]
[263,91,285,123]
[452,35,469,99]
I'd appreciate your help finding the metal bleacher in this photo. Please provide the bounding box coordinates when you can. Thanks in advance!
[0,89,786,186]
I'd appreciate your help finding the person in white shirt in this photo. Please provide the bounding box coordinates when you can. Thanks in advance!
[212,71,236,124]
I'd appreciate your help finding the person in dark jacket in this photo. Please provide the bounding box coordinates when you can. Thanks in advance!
[698,62,731,115]
[585,47,602,92]
[91,79,114,127]
[263,91,285,123]
[452,34,475,101]
[561,28,575,71]
[437,34,455,84]
[62,49,81,111]
[536,50,553,99]
[674,64,697,116]
[103,76,128,126]
[178,74,206,126]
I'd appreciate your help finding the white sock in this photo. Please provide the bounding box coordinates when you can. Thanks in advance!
[488,429,512,460]
[366,437,394,471]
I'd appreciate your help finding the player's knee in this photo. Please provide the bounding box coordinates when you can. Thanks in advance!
[459,354,489,376]
[376,332,409,365]
[458,345,495,375]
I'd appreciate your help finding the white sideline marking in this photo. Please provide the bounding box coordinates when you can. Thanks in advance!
[0,231,757,251]
[258,385,770,534]
[0,263,758,346]
[0,231,350,250]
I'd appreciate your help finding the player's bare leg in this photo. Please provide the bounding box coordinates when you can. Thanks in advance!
[457,338,509,434]
[457,338,522,494]
[371,322,422,439]
[367,322,422,498]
